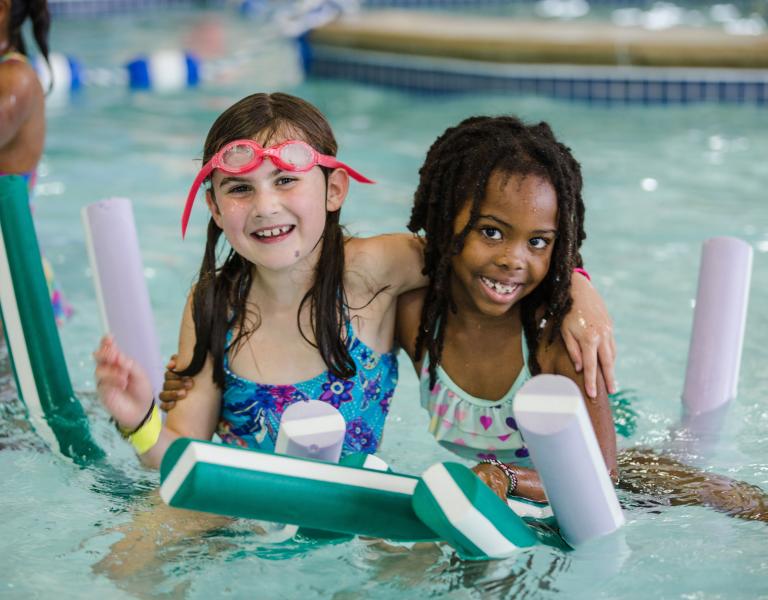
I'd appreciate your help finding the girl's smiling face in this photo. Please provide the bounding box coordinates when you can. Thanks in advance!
[450,170,558,318]
[205,136,347,274]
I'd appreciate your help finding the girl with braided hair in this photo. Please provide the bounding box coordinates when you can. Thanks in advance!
[398,116,768,523]
[395,114,617,502]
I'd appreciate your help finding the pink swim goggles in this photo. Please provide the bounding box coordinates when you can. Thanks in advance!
[181,139,374,237]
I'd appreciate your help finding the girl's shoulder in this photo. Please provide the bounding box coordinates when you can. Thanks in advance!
[0,53,41,87]
[0,55,44,114]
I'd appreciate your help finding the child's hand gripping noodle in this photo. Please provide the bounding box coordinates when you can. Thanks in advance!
[94,337,161,454]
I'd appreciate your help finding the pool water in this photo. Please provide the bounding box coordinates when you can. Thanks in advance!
[2,9,768,599]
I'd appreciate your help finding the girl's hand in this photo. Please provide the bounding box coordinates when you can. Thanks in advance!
[93,336,154,431]
[563,273,617,399]
[472,463,509,501]
[158,354,193,411]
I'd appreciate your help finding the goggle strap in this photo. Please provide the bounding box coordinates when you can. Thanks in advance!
[181,165,212,238]
[317,156,375,184]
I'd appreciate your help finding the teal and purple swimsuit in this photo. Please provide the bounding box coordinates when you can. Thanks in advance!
[217,323,398,457]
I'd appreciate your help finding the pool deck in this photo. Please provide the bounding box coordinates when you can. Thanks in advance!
[309,10,768,69]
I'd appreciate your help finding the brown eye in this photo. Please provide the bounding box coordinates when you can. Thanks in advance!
[226,184,251,194]
[480,227,502,241]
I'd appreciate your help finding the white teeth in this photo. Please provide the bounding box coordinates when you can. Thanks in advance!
[481,276,518,295]
[255,225,292,238]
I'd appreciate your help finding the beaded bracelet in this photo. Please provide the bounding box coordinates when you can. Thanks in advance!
[479,457,518,497]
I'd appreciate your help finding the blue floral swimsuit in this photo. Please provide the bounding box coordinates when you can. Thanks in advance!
[217,323,398,457]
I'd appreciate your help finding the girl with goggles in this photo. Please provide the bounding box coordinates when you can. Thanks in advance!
[96,93,616,481]
[95,92,422,470]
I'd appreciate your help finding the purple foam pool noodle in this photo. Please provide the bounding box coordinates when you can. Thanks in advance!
[514,375,624,547]
[82,198,164,396]
[682,237,752,415]
[275,400,346,463]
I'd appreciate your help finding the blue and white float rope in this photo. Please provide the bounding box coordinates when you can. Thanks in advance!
[35,48,286,94]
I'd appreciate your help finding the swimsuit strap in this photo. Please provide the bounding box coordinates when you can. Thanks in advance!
[0,51,29,65]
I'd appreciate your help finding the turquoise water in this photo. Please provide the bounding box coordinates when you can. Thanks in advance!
[2,9,768,599]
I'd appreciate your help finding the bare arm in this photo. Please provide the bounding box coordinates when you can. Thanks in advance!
[155,293,222,461]
[347,233,427,297]
[0,61,40,147]
[562,273,617,399]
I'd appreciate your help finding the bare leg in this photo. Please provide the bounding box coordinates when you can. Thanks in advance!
[618,448,768,522]
[92,491,239,596]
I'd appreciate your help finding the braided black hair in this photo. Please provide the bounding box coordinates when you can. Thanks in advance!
[8,0,50,64]
[407,115,586,389]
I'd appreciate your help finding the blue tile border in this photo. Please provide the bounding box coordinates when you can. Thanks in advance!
[49,0,226,17]
[304,43,768,105]
[360,0,710,7]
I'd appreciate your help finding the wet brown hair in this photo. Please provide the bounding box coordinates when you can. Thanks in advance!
[8,0,50,64]
[178,92,354,388]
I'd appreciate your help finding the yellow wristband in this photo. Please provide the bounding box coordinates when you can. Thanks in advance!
[128,404,162,454]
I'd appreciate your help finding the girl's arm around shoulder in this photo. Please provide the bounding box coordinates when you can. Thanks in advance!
[563,273,617,398]
[537,331,618,482]
[346,233,427,296]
